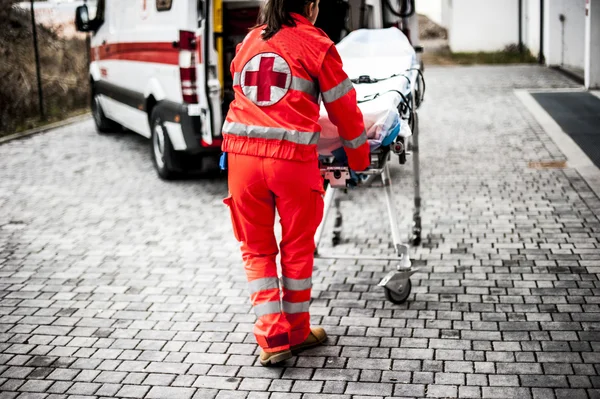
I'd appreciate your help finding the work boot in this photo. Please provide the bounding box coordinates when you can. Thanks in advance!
[259,349,292,367]
[291,327,328,353]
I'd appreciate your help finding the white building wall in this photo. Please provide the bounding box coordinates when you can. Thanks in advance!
[416,0,443,26]
[523,0,541,57]
[585,0,600,88]
[441,0,453,31]
[545,0,586,70]
[444,0,520,52]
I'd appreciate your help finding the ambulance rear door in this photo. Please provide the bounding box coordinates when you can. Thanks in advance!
[194,0,222,146]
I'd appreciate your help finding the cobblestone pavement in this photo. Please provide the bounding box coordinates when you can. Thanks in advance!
[1,65,599,399]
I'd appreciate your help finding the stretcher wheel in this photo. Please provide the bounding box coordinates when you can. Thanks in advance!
[332,233,341,246]
[384,279,411,304]
[410,229,421,246]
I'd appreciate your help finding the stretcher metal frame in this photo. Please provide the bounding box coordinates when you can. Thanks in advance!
[314,68,423,304]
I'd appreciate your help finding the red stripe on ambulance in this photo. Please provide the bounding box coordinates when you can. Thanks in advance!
[91,39,202,66]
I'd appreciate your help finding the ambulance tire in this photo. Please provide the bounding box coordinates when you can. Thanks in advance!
[150,111,181,180]
[91,93,121,133]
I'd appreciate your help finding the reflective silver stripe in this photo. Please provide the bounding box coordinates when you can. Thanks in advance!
[248,277,280,296]
[233,73,318,99]
[281,276,312,291]
[290,77,319,99]
[341,130,368,149]
[322,78,353,103]
[282,301,310,314]
[254,301,281,317]
[223,121,320,145]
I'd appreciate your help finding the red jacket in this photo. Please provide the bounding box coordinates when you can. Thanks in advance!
[222,14,370,171]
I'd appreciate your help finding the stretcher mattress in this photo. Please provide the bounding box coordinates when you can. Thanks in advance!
[318,28,417,156]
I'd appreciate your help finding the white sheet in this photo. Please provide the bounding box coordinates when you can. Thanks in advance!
[318,28,417,156]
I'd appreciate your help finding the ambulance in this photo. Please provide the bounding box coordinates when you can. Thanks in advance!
[75,0,419,179]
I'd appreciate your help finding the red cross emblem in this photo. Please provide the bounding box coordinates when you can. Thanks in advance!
[241,53,291,106]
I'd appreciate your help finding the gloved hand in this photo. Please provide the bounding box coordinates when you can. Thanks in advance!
[331,147,369,188]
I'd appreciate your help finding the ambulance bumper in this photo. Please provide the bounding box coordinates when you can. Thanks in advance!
[154,100,222,154]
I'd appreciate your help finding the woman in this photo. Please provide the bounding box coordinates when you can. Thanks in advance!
[222,0,371,366]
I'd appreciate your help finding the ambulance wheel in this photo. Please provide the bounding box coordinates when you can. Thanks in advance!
[92,93,121,133]
[150,111,181,180]
[384,279,411,304]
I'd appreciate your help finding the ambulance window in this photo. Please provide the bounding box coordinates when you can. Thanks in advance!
[156,0,173,11]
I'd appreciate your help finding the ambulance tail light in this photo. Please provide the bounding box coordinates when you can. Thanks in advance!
[178,30,198,104]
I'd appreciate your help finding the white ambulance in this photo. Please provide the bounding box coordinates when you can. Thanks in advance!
[75,0,419,179]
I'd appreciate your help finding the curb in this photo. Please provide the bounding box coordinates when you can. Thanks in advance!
[515,89,600,201]
[550,65,585,85]
[0,113,92,145]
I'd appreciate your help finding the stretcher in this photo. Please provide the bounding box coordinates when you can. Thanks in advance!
[314,28,425,304]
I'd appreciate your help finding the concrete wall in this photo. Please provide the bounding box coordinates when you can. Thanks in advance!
[442,0,521,52]
[545,0,586,70]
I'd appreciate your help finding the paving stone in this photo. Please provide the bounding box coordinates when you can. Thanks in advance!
[555,389,588,399]
[394,383,425,397]
[94,383,121,397]
[345,382,393,396]
[142,373,175,386]
[488,375,519,387]
[215,391,247,399]
[116,385,151,398]
[427,384,458,398]
[459,386,481,398]
[193,376,241,390]
[146,386,196,399]
[322,381,346,394]
[66,382,100,395]
[46,381,72,394]
[18,380,53,392]
[532,388,555,399]
[291,380,323,393]
[521,375,569,388]
[482,387,532,399]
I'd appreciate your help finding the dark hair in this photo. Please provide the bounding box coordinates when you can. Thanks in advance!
[258,0,315,40]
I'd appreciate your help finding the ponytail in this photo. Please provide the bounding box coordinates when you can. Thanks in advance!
[259,0,314,40]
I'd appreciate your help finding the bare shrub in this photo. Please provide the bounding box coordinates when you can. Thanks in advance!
[0,2,89,134]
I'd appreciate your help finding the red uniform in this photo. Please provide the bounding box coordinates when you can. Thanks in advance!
[223,13,370,353]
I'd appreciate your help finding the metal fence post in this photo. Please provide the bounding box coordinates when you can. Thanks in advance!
[30,0,45,121]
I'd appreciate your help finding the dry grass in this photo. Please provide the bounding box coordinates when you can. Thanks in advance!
[418,14,447,40]
[422,45,538,66]
[0,1,89,136]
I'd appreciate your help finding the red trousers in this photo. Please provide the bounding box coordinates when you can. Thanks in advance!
[224,153,324,352]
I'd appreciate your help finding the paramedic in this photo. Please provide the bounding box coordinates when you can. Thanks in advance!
[222,0,370,366]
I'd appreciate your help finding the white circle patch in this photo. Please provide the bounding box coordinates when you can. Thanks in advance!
[240,53,292,107]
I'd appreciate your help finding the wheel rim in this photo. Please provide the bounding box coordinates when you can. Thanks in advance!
[92,96,103,126]
[153,124,166,170]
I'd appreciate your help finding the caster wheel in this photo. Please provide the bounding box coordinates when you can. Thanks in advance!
[384,279,412,304]
[410,231,421,246]
[332,233,341,247]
